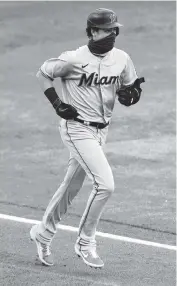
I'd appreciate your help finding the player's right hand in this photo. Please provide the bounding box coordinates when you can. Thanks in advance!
[55,102,79,120]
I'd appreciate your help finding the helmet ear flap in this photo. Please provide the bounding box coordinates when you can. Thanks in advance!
[86,27,92,38]
[116,27,119,36]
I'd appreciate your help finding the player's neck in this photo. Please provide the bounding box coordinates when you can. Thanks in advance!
[92,52,107,57]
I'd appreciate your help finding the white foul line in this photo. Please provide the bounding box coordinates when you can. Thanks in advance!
[0,213,176,251]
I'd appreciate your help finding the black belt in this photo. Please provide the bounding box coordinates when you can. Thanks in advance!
[73,118,109,129]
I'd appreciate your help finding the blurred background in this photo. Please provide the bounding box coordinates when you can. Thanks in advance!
[0,2,176,285]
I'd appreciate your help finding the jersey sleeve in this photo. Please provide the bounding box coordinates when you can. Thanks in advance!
[120,54,138,86]
[40,52,74,80]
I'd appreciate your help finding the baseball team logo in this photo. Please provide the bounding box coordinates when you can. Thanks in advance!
[109,13,116,23]
[78,72,120,86]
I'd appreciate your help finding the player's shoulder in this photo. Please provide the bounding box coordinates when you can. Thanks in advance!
[112,47,130,61]
[58,45,88,64]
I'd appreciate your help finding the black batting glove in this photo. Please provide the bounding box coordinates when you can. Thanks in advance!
[117,77,145,107]
[44,87,79,120]
[53,99,79,120]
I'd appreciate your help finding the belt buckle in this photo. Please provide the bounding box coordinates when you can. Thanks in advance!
[83,120,90,126]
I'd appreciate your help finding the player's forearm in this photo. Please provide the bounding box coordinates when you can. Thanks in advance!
[36,70,62,108]
[36,70,78,120]
[36,70,54,92]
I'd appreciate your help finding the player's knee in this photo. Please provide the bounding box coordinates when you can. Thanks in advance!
[107,179,115,194]
[101,177,115,195]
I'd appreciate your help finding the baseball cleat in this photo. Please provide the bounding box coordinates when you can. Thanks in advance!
[30,225,54,266]
[74,238,104,269]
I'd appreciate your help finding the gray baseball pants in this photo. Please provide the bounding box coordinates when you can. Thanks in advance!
[35,119,114,246]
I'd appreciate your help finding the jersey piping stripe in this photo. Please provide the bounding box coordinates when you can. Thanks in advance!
[65,121,99,236]
[40,68,54,81]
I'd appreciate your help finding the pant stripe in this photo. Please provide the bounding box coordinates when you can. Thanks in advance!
[65,121,99,189]
[43,162,81,226]
[65,121,99,236]
[78,190,97,237]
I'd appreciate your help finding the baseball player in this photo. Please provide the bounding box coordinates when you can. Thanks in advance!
[30,8,145,269]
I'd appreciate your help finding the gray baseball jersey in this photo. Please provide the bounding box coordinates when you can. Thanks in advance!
[40,45,137,123]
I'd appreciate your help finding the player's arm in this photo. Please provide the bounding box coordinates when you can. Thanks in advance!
[117,54,145,107]
[36,58,78,119]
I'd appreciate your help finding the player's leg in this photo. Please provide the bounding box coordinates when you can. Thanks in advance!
[30,154,86,266]
[61,120,114,268]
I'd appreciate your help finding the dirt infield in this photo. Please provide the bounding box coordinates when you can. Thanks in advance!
[0,2,176,286]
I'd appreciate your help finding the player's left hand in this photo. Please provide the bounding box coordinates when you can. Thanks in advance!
[117,77,145,107]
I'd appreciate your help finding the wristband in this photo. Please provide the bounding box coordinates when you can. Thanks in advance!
[44,87,62,108]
